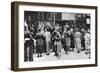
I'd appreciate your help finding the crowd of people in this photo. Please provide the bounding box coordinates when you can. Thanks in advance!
[24,21,91,62]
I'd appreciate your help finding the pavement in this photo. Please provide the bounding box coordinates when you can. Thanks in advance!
[33,48,90,62]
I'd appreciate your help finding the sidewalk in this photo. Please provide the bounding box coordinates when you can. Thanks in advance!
[33,48,90,62]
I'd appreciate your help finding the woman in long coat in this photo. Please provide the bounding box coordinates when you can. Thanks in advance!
[54,30,62,59]
[75,28,82,53]
[84,29,91,57]
[43,28,51,55]
[36,28,44,57]
[62,28,71,55]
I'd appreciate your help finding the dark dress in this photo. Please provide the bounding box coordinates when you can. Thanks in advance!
[36,35,44,55]
[24,33,34,61]
[63,31,70,53]
[51,31,57,54]
[70,33,75,49]
[29,38,34,61]
[24,33,29,61]
[81,32,85,50]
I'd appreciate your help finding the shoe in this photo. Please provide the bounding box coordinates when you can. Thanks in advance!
[65,52,68,55]
[54,54,57,56]
[81,49,85,51]
[46,53,50,55]
[37,55,39,57]
[89,56,91,59]
[56,54,58,57]
[85,52,88,54]
[77,50,80,53]
[40,55,42,57]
